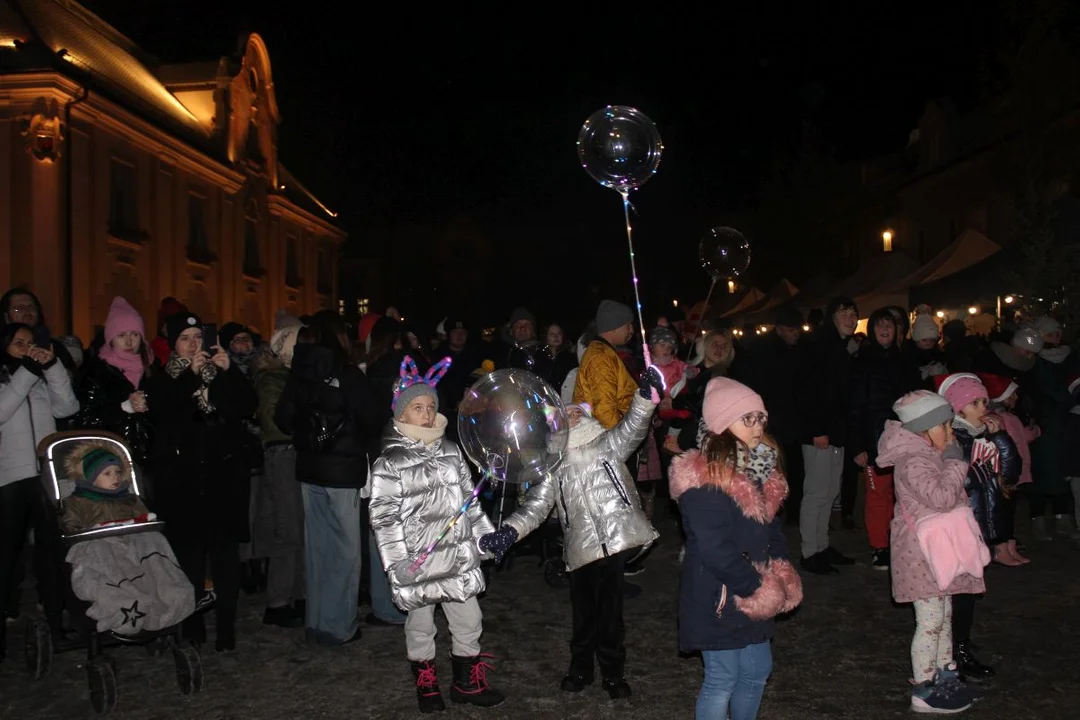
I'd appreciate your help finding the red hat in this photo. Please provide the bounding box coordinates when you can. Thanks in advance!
[976,373,1018,403]
[1069,374,1080,396]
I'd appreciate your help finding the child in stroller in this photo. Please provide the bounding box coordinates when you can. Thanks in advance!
[61,441,153,532]
[24,431,202,714]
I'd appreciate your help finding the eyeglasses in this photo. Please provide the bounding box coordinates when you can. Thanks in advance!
[9,305,38,316]
[739,412,768,428]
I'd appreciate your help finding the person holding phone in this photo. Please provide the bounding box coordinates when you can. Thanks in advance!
[146,312,257,652]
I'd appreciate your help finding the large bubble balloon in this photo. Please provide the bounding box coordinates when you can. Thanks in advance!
[699,226,752,281]
[458,369,569,483]
[577,105,663,192]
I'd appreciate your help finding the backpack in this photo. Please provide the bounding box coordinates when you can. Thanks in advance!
[292,376,348,453]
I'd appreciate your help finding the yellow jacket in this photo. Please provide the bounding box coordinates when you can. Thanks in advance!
[573,340,637,429]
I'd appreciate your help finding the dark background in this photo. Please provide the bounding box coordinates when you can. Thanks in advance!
[83,1,1011,329]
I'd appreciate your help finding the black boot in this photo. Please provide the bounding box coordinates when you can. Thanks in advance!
[602,676,632,699]
[450,653,505,707]
[411,659,446,713]
[955,641,995,684]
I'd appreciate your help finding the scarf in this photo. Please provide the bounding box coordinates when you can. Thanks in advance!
[71,486,130,501]
[742,443,778,486]
[97,343,145,389]
[1040,345,1072,365]
[567,416,606,449]
[394,413,448,446]
[164,353,218,413]
[229,348,258,377]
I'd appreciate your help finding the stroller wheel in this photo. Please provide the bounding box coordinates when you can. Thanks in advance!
[173,640,203,694]
[87,655,118,714]
[24,617,53,680]
[544,559,568,589]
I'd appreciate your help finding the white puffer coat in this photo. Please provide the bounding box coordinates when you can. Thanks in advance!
[369,415,495,611]
[504,394,658,571]
[1,363,80,486]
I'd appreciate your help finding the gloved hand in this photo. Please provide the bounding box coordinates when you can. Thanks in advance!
[941,442,964,461]
[478,526,518,562]
[392,557,424,584]
[639,366,665,402]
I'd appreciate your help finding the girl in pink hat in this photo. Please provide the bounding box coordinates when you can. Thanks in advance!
[934,372,1011,684]
[669,377,802,719]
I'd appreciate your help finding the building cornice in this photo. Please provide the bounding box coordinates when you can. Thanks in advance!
[0,71,246,192]
[267,194,346,241]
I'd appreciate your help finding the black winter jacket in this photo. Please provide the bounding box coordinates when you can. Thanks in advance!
[953,424,1011,543]
[847,342,919,463]
[275,344,379,489]
[70,355,154,467]
[797,324,853,446]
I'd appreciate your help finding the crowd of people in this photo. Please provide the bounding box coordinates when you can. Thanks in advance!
[1,282,1076,717]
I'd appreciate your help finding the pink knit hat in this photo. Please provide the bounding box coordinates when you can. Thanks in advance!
[104,297,146,344]
[702,377,766,434]
[935,372,988,412]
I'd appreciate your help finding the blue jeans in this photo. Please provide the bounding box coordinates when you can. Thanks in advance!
[368,529,406,623]
[301,484,361,645]
[696,642,773,720]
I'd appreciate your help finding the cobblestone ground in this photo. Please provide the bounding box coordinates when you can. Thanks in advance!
[1,502,1078,719]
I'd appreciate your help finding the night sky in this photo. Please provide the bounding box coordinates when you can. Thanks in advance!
[83,1,1006,329]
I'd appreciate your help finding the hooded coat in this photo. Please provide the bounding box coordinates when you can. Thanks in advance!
[502,394,659,572]
[369,416,495,611]
[669,445,802,652]
[876,421,986,603]
[59,439,150,533]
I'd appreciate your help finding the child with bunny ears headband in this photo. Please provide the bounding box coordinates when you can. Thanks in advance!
[370,353,505,710]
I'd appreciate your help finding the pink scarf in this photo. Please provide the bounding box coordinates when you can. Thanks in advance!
[98,343,145,389]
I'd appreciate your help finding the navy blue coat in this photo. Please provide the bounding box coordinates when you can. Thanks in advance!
[670,450,802,652]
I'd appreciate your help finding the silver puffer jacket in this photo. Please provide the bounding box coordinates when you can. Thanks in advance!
[369,416,495,612]
[505,394,658,572]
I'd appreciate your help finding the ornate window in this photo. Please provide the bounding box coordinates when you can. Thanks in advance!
[108,159,139,240]
[187,194,215,264]
[243,200,262,277]
[285,234,301,287]
[317,246,332,295]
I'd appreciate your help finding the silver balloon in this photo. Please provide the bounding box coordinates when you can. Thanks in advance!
[700,226,751,281]
[577,105,663,192]
[457,369,568,484]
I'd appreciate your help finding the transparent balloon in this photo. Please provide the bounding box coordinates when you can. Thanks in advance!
[577,105,663,192]
[699,226,751,281]
[457,369,569,484]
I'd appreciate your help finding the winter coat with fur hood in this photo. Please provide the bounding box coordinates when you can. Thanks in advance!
[60,440,150,533]
[876,421,986,603]
[503,394,659,572]
[670,444,802,652]
[369,415,495,612]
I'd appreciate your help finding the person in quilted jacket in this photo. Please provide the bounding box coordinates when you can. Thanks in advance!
[369,356,503,712]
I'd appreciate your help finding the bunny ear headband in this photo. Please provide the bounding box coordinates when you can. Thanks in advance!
[392,355,453,409]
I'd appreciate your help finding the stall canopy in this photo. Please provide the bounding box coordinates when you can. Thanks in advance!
[855,229,1001,312]
[909,243,1022,308]
[732,279,799,324]
[715,287,766,317]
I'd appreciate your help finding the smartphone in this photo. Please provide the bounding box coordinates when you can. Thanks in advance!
[201,323,217,353]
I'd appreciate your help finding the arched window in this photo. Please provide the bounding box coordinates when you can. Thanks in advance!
[244,200,261,277]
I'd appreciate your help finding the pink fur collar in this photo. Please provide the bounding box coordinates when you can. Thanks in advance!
[669,450,788,524]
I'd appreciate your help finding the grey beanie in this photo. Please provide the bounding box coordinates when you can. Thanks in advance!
[509,306,535,328]
[596,300,633,333]
[394,383,439,419]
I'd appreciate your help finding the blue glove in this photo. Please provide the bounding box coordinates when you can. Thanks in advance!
[639,366,664,401]
[478,526,519,562]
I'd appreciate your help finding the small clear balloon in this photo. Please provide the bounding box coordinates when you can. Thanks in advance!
[699,226,752,281]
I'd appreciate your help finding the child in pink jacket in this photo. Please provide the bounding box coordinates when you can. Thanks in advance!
[876,390,983,715]
[977,372,1039,565]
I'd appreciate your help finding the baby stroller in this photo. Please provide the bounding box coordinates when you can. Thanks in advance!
[23,431,203,714]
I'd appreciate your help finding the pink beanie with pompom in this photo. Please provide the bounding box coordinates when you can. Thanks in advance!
[702,377,766,434]
[935,373,988,413]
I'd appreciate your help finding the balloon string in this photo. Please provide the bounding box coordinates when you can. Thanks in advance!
[620,190,648,353]
[409,466,502,573]
[620,190,661,403]
[685,277,719,361]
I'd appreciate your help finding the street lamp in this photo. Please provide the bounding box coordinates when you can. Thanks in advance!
[882,229,894,253]
[727,280,735,294]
